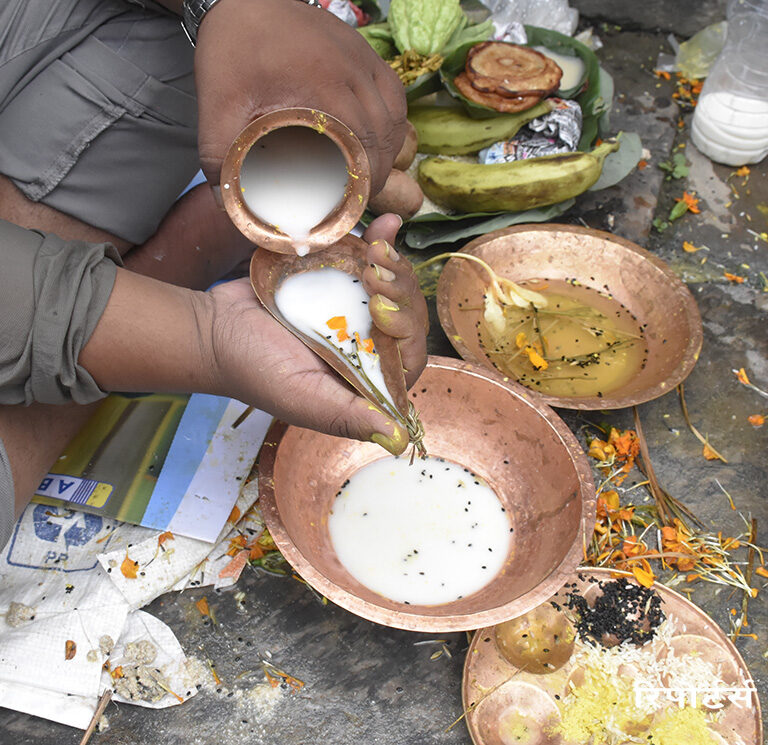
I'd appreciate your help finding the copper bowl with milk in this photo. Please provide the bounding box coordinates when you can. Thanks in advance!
[258,356,595,632]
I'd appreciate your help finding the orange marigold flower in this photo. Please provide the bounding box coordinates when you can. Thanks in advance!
[748,414,765,427]
[677,191,701,213]
[735,367,751,385]
[724,272,745,283]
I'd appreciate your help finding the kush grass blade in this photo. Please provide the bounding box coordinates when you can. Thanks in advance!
[632,407,672,526]
[677,383,728,463]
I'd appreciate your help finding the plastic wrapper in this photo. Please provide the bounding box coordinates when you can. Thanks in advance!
[480,0,578,38]
[675,21,727,79]
[479,98,582,163]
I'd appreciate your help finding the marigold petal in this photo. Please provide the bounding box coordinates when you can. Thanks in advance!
[632,565,655,588]
[120,555,139,579]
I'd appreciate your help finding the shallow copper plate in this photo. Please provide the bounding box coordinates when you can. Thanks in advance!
[258,356,595,632]
[436,224,703,410]
[463,567,762,745]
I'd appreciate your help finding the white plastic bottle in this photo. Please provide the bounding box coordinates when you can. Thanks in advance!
[691,0,768,166]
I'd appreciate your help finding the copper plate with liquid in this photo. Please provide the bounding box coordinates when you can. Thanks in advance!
[258,356,595,632]
[220,107,370,254]
[437,224,703,409]
[463,568,762,745]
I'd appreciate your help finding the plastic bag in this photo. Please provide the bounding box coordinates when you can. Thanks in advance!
[480,0,578,37]
[675,21,727,79]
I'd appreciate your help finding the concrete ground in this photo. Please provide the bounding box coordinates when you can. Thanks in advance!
[2,1,765,743]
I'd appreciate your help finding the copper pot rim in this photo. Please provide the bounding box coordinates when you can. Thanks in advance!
[257,355,596,633]
[220,107,371,255]
[436,223,704,411]
[462,567,763,745]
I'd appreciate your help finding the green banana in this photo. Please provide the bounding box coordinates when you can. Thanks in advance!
[418,139,620,213]
[408,101,555,155]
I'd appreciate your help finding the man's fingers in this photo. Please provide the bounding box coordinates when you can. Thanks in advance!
[363,214,402,246]
[349,81,402,195]
[277,371,408,456]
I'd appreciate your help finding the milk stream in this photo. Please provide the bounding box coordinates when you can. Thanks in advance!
[240,126,349,255]
[274,267,396,412]
[328,456,512,606]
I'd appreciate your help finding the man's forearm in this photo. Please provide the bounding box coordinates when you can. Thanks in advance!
[79,268,215,396]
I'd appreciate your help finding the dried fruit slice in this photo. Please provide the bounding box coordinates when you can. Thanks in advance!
[466,42,563,98]
[453,72,542,113]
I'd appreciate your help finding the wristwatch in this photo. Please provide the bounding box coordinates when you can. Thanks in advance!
[181,0,324,47]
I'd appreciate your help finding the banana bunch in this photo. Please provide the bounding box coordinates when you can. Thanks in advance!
[408,101,554,155]
[418,139,620,213]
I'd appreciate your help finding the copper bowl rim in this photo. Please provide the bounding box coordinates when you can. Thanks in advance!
[436,223,704,410]
[220,107,370,254]
[257,355,596,632]
[462,567,764,745]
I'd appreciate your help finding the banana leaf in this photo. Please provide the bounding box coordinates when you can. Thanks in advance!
[439,26,608,150]
[403,199,576,248]
[406,71,443,101]
[588,131,642,191]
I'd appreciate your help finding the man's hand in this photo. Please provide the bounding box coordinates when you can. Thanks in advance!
[81,215,427,455]
[194,0,407,195]
[200,214,427,453]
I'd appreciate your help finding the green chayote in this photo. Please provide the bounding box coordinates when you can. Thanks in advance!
[389,0,464,56]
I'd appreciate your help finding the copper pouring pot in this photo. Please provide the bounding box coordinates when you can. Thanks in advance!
[249,234,410,420]
[220,108,371,255]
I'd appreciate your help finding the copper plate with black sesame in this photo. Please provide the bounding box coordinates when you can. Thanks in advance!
[462,568,762,745]
[436,224,703,410]
[258,356,595,632]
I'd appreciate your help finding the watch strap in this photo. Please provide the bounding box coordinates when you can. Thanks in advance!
[181,0,324,47]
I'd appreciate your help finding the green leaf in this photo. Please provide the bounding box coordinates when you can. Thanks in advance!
[405,70,443,102]
[442,17,493,57]
[652,217,670,232]
[658,152,689,179]
[522,26,605,150]
[438,26,609,146]
[359,24,397,59]
[588,132,643,191]
[668,200,690,221]
[403,199,576,248]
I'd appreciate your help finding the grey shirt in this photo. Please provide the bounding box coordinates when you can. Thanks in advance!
[0,219,120,549]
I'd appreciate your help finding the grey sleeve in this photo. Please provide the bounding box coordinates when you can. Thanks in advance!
[0,440,13,552]
[0,219,123,406]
